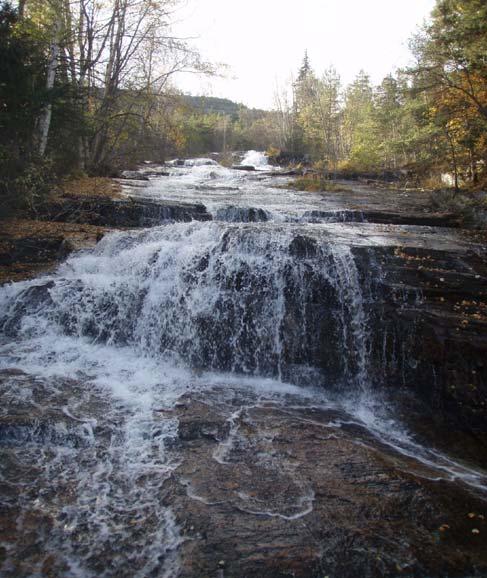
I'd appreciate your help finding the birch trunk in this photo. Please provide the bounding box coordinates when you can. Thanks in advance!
[37,14,62,157]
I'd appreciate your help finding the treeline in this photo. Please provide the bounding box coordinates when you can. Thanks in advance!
[0,0,213,214]
[176,0,487,189]
[1,0,485,216]
[274,0,487,189]
[175,104,288,157]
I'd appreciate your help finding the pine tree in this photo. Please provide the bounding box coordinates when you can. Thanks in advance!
[297,50,311,82]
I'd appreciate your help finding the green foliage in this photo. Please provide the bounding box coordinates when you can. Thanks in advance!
[296,68,342,167]
[0,2,55,214]
[0,148,55,216]
[408,0,487,186]
[297,50,312,82]
[281,6,487,187]
[182,95,265,119]
[0,2,44,155]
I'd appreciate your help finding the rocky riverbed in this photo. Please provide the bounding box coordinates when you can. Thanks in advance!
[0,156,486,577]
[1,369,486,578]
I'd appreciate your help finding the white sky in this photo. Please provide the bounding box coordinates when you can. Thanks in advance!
[171,0,436,110]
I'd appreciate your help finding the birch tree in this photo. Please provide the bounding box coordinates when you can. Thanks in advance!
[36,1,62,156]
[20,0,214,171]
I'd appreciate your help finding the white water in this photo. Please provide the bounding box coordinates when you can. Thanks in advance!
[1,220,373,383]
[126,155,322,220]
[1,153,486,577]
[240,150,269,169]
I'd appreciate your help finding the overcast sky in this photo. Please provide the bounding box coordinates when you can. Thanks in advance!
[171,0,436,110]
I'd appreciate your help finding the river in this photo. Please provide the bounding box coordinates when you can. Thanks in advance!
[0,152,486,577]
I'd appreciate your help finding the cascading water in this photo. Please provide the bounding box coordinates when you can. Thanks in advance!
[240,150,269,169]
[1,154,486,577]
[1,222,370,389]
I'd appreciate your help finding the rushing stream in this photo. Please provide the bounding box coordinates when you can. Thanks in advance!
[0,153,486,577]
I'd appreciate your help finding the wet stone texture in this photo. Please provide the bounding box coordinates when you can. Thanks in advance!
[352,244,487,457]
[36,195,212,228]
[165,392,487,578]
[1,371,486,578]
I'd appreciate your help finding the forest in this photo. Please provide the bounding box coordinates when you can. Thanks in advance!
[0,0,486,214]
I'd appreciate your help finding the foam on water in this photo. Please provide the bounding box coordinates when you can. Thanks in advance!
[240,150,269,169]
[0,336,186,576]
[2,221,372,385]
[126,153,329,220]
[341,393,487,492]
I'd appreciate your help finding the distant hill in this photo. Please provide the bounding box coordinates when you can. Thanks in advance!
[182,95,266,118]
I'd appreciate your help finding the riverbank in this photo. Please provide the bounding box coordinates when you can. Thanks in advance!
[0,177,117,283]
[0,174,211,284]
[287,174,487,229]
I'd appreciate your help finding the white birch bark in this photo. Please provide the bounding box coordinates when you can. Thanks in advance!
[37,13,62,156]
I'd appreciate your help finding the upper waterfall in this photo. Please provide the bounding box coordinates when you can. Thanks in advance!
[240,150,269,169]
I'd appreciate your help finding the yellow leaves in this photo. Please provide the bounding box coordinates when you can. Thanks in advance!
[468,512,485,520]
[467,512,484,534]
[266,146,281,160]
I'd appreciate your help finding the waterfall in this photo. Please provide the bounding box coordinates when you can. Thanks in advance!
[0,222,370,390]
[0,216,375,576]
[240,150,269,169]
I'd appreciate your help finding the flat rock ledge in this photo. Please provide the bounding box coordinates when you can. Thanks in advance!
[168,392,487,578]
[36,194,211,228]
[0,196,211,284]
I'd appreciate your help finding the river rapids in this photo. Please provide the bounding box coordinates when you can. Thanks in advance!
[0,153,486,577]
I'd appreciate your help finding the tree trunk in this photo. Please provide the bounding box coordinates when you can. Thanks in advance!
[445,130,459,194]
[37,15,61,157]
[18,0,26,19]
[469,147,478,184]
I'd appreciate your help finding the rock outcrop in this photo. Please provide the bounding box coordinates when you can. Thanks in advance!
[36,195,211,228]
[168,393,487,578]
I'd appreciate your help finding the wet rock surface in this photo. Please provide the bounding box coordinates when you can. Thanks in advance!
[0,220,106,284]
[310,185,462,228]
[215,206,269,222]
[231,164,256,171]
[355,244,487,451]
[1,372,486,578]
[302,207,461,227]
[36,195,211,228]
[168,393,487,578]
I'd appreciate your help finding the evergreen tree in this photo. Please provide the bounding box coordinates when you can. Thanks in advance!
[297,50,311,82]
